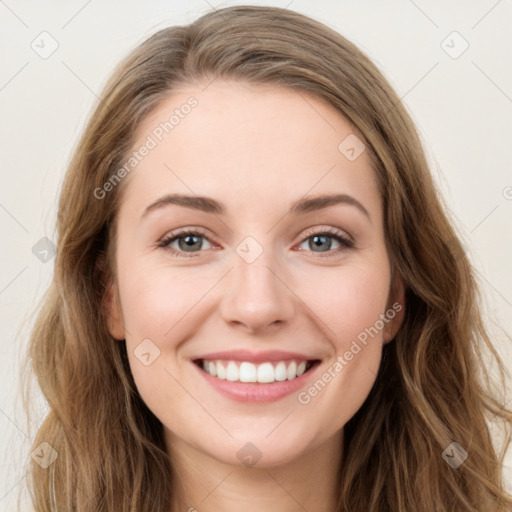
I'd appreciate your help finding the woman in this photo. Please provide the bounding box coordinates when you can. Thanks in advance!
[22,5,512,511]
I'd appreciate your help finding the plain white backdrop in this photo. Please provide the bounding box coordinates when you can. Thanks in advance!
[0,0,511,508]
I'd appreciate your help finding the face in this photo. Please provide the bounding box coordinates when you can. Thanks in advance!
[105,79,404,468]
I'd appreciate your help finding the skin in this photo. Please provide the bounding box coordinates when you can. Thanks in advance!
[105,79,405,512]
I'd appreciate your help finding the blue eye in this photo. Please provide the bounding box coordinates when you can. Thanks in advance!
[158,230,213,257]
[297,229,353,256]
[158,228,353,258]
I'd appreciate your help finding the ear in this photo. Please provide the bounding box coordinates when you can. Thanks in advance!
[97,252,125,341]
[382,274,406,344]
[104,278,125,340]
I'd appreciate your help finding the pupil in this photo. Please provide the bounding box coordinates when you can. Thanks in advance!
[180,235,201,251]
[311,235,331,252]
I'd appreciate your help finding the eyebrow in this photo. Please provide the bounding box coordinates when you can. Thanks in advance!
[141,192,371,221]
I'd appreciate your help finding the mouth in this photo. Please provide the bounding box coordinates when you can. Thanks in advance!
[193,358,321,384]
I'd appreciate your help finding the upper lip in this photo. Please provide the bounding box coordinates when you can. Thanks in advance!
[192,349,319,363]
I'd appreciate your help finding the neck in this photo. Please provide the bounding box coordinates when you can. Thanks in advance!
[166,429,343,512]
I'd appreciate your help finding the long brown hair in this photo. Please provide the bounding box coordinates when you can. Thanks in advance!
[22,5,512,511]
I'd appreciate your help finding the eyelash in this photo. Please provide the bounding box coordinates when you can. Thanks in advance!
[157,227,354,259]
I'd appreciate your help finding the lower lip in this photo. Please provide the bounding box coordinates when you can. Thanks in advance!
[192,361,321,402]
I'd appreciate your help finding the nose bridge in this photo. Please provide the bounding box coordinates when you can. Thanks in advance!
[219,234,295,331]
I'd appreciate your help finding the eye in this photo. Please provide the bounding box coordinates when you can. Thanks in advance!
[157,227,354,259]
[158,229,213,258]
[296,228,354,257]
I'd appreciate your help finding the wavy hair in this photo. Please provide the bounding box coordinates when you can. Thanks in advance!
[22,5,512,511]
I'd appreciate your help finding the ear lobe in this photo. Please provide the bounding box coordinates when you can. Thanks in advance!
[383,275,406,344]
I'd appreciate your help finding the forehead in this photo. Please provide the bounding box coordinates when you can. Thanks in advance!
[120,80,380,219]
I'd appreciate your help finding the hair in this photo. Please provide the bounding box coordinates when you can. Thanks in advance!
[21,5,512,511]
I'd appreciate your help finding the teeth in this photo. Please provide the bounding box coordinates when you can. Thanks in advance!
[216,362,226,380]
[257,362,274,383]
[200,359,313,383]
[287,361,297,380]
[274,362,287,381]
[226,361,238,382]
[239,362,257,382]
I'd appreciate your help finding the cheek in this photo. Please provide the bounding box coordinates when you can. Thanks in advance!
[119,261,208,339]
[118,266,203,423]
[300,259,391,346]
[117,260,224,393]
[295,262,391,428]
[115,261,185,366]
[302,341,382,435]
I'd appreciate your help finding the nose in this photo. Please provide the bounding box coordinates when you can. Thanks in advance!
[219,248,296,334]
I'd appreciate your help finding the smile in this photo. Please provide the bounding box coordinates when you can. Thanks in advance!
[196,359,318,383]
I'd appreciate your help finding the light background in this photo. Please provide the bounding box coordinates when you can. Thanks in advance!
[0,0,511,508]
